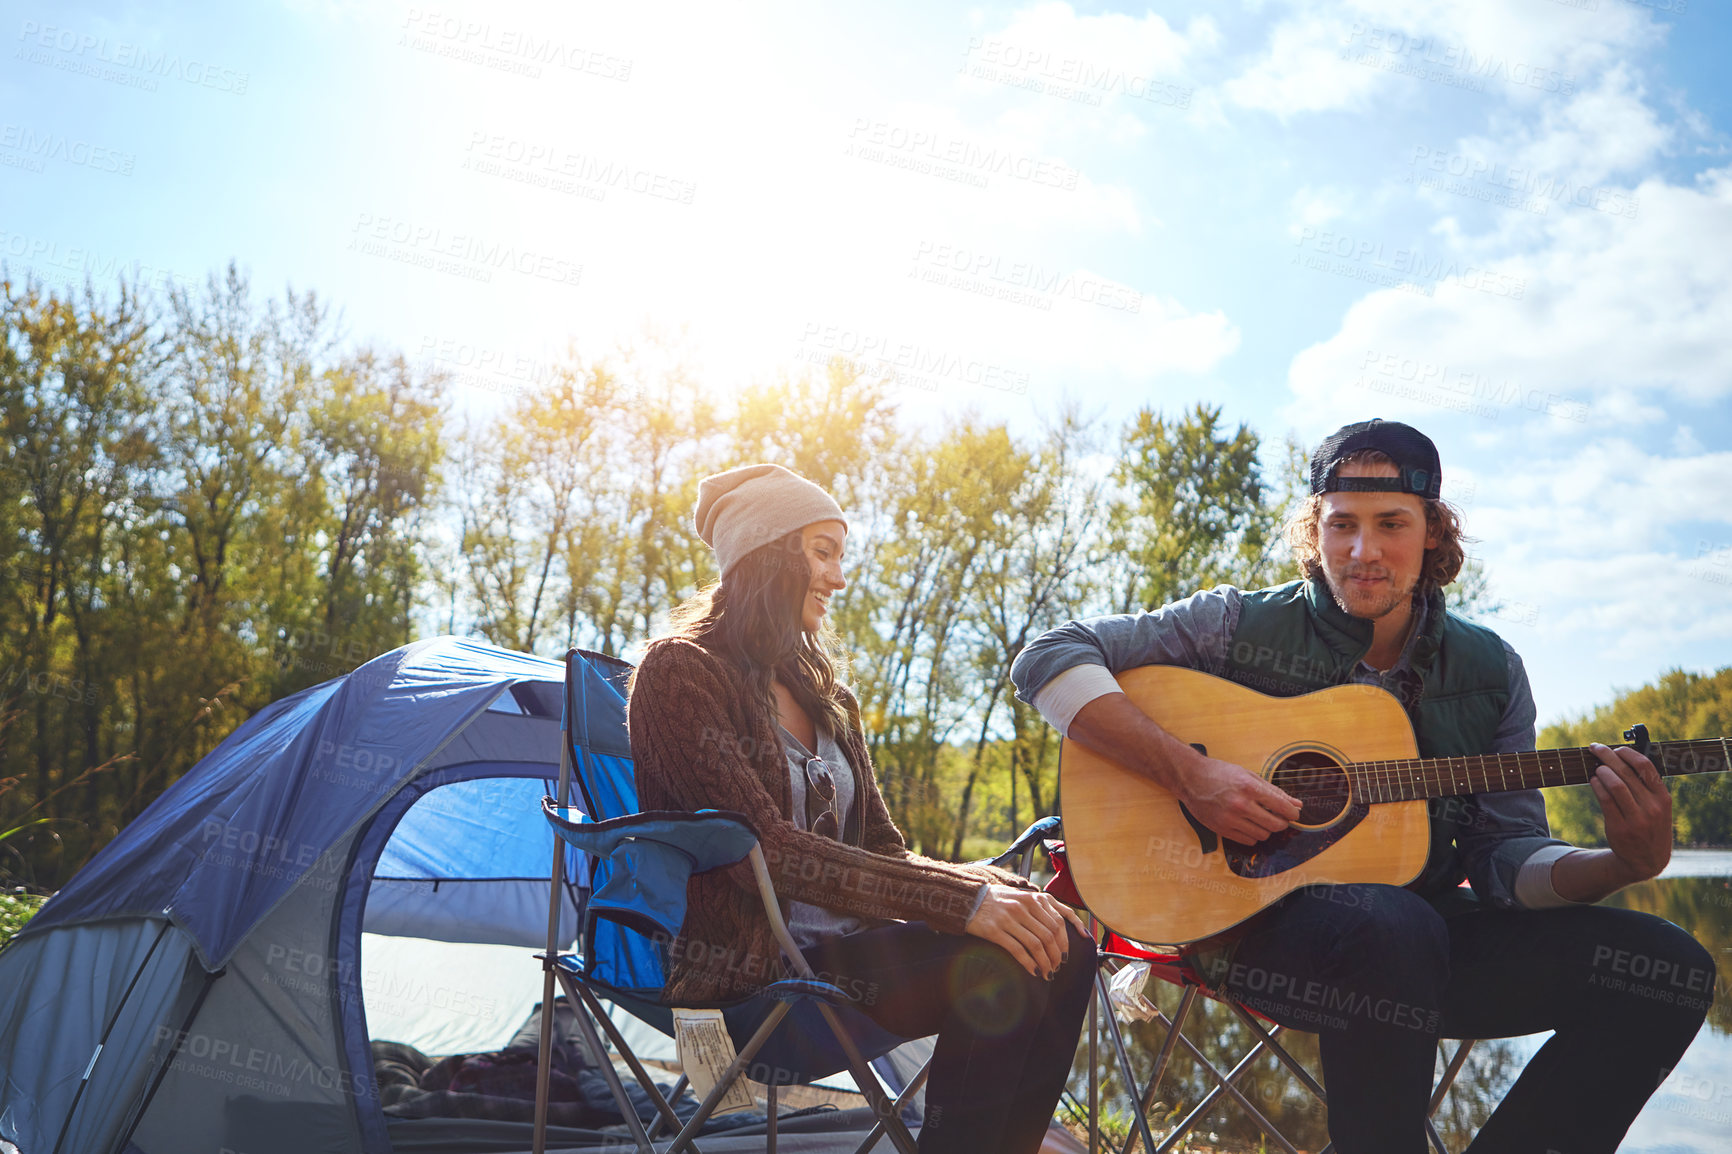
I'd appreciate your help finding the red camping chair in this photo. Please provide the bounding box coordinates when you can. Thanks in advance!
[1041,832,1477,1154]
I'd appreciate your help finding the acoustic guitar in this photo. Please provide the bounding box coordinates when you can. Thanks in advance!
[1059,664,1732,945]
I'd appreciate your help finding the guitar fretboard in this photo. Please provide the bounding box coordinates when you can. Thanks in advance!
[1347,738,1732,804]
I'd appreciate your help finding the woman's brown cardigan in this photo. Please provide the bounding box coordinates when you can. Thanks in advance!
[628,637,1035,1005]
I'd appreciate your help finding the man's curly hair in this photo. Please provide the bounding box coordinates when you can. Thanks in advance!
[1284,449,1469,593]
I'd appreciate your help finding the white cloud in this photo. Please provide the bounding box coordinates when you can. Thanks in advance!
[1451,440,1732,721]
[979,2,1217,81]
[1453,64,1673,190]
[1224,0,1659,119]
[1286,164,1732,441]
[955,3,1220,146]
[1224,14,1383,118]
[1289,186,1354,236]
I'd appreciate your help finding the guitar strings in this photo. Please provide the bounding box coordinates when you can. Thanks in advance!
[1268,738,1729,803]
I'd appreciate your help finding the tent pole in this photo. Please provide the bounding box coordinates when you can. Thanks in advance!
[106,966,222,1154]
[534,670,581,1154]
[48,920,173,1154]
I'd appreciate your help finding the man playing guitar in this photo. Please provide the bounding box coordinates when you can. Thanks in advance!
[1011,419,1714,1153]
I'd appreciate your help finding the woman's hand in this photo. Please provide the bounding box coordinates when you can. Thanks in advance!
[964,884,1090,979]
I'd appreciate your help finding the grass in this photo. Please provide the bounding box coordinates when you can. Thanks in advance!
[0,890,47,947]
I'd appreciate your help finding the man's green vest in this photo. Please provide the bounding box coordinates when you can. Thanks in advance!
[1221,578,1510,898]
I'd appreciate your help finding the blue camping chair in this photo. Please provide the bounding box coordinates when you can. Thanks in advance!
[529,648,1062,1154]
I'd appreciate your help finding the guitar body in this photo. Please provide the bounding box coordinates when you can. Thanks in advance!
[1060,665,1431,945]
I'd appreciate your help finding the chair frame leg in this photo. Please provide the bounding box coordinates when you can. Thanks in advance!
[1226,1002,1328,1104]
[815,1001,921,1154]
[853,1057,931,1153]
[1087,915,1100,1154]
[531,961,560,1154]
[553,970,662,1153]
[1095,968,1159,1154]
[1130,984,1198,1147]
[565,978,691,1142]
[648,1073,689,1140]
[1106,977,1298,1154]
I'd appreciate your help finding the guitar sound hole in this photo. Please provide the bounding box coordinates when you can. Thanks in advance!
[1271,752,1351,826]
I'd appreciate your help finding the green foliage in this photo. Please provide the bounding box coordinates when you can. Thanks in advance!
[1107,403,1288,613]
[0,890,46,947]
[1,268,445,887]
[1540,668,1732,847]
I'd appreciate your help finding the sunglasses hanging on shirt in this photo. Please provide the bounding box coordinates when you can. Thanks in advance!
[804,756,839,840]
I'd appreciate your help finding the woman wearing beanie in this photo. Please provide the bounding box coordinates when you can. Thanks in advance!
[628,462,1094,1154]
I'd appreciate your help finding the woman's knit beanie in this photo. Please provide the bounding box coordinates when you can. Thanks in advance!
[694,464,847,578]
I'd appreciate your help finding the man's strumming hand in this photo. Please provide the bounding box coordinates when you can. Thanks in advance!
[1172,750,1303,846]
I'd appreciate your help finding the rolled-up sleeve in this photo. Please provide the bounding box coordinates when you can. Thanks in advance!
[1456,641,1573,908]
[1010,586,1240,736]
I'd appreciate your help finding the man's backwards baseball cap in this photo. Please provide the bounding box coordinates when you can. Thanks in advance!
[1309,419,1442,500]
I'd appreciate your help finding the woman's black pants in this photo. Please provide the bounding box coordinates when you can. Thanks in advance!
[782,919,1095,1154]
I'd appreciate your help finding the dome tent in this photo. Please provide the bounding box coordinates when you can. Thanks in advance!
[0,636,633,1154]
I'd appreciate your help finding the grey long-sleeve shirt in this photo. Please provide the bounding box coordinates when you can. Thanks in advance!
[1011,585,1577,910]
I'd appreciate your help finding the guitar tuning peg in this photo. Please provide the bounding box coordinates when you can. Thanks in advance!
[1621,723,1651,755]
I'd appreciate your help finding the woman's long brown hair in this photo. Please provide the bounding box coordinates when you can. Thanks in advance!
[653,531,852,740]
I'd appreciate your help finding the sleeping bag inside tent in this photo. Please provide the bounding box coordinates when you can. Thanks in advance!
[0,636,658,1154]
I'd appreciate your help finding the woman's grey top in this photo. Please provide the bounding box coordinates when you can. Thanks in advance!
[778,722,878,948]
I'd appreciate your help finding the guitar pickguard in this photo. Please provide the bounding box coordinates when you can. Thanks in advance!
[1176,801,1219,856]
[1225,801,1370,879]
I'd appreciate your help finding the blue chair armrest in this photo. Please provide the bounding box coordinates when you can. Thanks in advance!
[542,800,761,872]
[543,801,765,942]
[982,815,1062,871]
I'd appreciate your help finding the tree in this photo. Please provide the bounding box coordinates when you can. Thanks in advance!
[1540,668,1732,847]
[1105,403,1286,613]
[950,405,1104,858]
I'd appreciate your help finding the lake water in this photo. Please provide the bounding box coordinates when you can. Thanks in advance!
[1086,850,1732,1153]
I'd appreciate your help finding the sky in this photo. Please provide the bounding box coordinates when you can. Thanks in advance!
[3,0,1730,728]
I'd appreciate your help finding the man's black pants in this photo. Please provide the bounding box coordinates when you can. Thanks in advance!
[1219,884,1714,1154]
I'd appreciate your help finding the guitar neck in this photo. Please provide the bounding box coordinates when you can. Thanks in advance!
[1353,738,1732,804]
